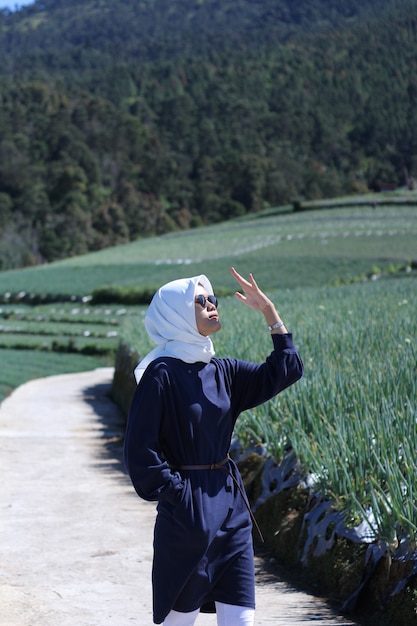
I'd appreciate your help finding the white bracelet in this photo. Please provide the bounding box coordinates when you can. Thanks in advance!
[268,320,284,331]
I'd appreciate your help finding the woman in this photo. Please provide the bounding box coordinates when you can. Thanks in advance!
[124,267,303,625]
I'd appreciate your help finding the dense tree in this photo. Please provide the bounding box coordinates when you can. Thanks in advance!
[0,0,416,267]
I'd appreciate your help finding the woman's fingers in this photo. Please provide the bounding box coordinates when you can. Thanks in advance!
[231,266,248,287]
[231,267,255,291]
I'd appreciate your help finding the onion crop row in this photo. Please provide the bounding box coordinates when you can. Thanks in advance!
[238,279,416,547]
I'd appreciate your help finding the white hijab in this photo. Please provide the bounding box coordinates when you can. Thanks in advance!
[134,274,216,383]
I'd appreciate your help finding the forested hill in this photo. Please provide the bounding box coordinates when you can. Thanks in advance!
[0,0,398,66]
[0,0,416,268]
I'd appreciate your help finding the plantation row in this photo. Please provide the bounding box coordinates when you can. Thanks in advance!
[0,303,130,357]
[0,301,135,401]
[0,204,415,303]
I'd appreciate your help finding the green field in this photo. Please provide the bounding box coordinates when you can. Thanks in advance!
[0,202,415,404]
[0,303,130,400]
[0,204,415,297]
[0,349,110,402]
[0,201,416,548]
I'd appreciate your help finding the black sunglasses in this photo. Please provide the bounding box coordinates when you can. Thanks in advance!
[195,294,218,309]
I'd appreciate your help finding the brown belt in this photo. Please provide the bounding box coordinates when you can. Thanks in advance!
[171,454,264,542]
[176,455,230,471]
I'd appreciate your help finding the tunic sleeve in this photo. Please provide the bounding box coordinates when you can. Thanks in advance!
[227,332,303,417]
[123,367,185,504]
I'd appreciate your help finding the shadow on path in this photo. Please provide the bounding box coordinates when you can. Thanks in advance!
[82,380,127,477]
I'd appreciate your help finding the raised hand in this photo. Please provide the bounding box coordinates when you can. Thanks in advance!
[231,267,273,312]
[230,267,288,333]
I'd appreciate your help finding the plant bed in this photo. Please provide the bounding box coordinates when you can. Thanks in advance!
[236,452,417,625]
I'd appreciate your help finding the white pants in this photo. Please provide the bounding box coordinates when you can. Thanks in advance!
[163,602,255,625]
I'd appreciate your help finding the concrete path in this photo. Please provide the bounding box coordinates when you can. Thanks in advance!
[0,369,358,626]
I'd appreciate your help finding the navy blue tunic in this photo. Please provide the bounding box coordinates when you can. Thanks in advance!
[124,333,303,624]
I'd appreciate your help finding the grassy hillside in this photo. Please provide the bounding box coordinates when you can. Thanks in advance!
[0,202,415,402]
[1,201,416,297]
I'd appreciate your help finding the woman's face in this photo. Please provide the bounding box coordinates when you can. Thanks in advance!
[194,284,221,336]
